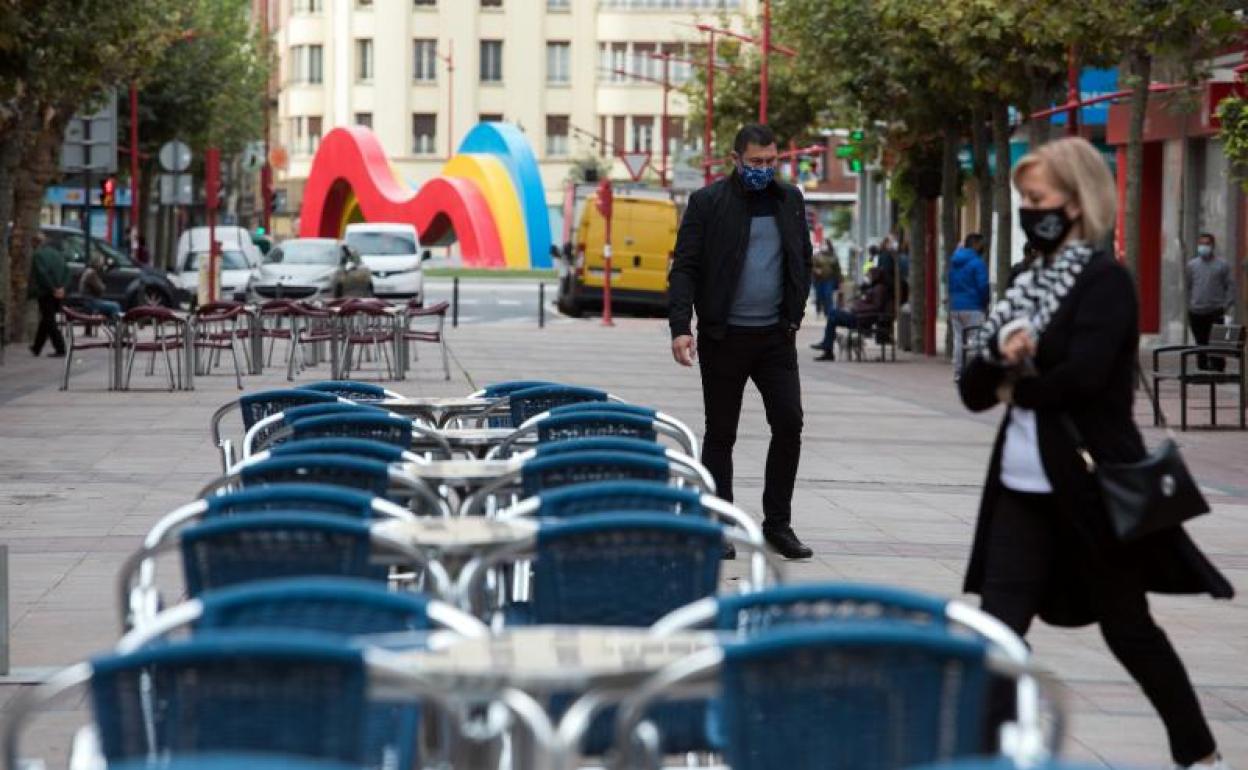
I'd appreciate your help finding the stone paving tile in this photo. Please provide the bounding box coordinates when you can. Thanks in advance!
[1,317,1245,767]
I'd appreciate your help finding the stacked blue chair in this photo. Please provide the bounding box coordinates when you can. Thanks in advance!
[544,401,699,455]
[299,380,401,402]
[471,380,561,427]
[210,388,339,470]
[287,413,414,449]
[241,401,388,458]
[263,437,424,465]
[506,384,609,426]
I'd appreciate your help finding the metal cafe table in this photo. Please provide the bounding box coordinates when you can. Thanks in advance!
[411,428,519,459]
[377,396,501,428]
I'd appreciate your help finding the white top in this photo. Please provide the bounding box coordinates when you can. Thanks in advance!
[1000,407,1053,493]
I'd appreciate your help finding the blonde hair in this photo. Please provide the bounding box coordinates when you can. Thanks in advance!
[1012,137,1117,245]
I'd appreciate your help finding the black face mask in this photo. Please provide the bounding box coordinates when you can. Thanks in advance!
[1019,206,1074,255]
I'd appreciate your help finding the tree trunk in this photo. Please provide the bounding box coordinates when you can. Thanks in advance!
[972,108,993,252]
[0,131,21,341]
[991,100,1013,298]
[941,125,961,359]
[9,107,70,341]
[909,201,926,355]
[1123,49,1152,279]
[1026,76,1053,149]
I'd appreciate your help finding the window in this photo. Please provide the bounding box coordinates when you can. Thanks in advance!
[632,42,656,80]
[480,113,503,123]
[307,116,323,154]
[611,116,626,154]
[293,0,323,12]
[548,0,569,9]
[290,45,305,83]
[413,0,436,5]
[661,42,690,83]
[631,116,654,153]
[546,42,570,84]
[356,38,374,82]
[308,44,323,84]
[413,39,437,82]
[412,113,437,154]
[545,115,569,157]
[599,42,628,82]
[481,0,503,6]
[354,112,372,128]
[479,40,503,83]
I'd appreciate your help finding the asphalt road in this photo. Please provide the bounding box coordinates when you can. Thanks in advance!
[423,277,564,326]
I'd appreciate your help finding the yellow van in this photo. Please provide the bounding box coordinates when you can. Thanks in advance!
[557,191,677,317]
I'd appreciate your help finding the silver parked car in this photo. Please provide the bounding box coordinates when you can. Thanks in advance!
[248,238,372,301]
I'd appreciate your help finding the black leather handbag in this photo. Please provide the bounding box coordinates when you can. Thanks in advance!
[1061,374,1209,541]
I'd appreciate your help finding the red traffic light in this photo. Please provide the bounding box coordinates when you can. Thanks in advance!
[100,177,116,207]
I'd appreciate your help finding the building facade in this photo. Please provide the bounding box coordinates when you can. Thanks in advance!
[263,0,763,238]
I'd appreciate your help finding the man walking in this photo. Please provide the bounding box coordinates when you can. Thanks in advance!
[28,231,68,357]
[1186,232,1236,372]
[668,123,813,559]
[947,233,989,380]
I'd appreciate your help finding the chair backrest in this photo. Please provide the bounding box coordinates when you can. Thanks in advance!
[519,452,671,497]
[253,402,386,453]
[180,512,386,596]
[530,513,722,626]
[301,380,393,402]
[536,480,702,518]
[201,483,380,520]
[533,437,667,459]
[1209,323,1246,350]
[195,577,435,636]
[238,389,338,431]
[90,632,371,765]
[62,305,109,325]
[236,455,394,496]
[718,624,989,770]
[714,583,951,636]
[509,385,608,425]
[288,414,414,449]
[546,402,655,419]
[121,305,180,324]
[105,754,366,770]
[259,299,300,316]
[270,437,408,464]
[906,761,1104,770]
[479,380,560,397]
[535,412,657,444]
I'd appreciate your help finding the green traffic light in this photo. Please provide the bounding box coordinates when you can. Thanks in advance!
[255,226,266,236]
[850,129,865,142]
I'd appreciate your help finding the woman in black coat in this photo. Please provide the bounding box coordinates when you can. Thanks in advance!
[959,137,1233,769]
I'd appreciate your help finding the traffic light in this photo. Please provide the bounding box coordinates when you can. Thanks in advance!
[100,177,116,207]
[836,130,866,174]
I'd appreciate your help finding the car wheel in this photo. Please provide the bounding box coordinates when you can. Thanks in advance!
[143,286,171,307]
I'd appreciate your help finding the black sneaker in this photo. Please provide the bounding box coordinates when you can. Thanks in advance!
[763,527,813,560]
[722,541,737,560]
[29,345,39,356]
[809,342,824,350]
[814,351,835,362]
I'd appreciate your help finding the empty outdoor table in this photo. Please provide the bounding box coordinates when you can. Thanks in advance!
[412,428,518,458]
[372,516,538,584]
[377,396,501,427]
[401,458,522,488]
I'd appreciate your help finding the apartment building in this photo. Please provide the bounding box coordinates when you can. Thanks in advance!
[264,0,760,234]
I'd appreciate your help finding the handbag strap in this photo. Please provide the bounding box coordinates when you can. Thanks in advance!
[1135,362,1179,441]
[1058,413,1098,474]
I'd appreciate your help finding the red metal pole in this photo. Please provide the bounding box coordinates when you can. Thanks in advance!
[1066,45,1079,137]
[704,31,715,185]
[129,83,139,248]
[760,0,770,123]
[660,55,670,188]
[261,0,272,234]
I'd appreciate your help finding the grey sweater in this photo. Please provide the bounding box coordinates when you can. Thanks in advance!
[728,197,784,326]
[1186,255,1235,315]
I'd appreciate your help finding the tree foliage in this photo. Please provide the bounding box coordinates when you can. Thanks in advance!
[1218,97,1248,191]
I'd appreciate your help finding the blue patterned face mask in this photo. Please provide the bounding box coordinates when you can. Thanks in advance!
[737,163,775,191]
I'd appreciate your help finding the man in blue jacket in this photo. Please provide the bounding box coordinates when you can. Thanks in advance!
[947,233,989,380]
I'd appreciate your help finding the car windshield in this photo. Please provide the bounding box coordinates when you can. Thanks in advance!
[346,232,415,256]
[49,231,134,267]
[183,250,250,271]
[266,241,339,265]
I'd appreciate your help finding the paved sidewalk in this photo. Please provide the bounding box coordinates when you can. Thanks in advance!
[0,315,1244,768]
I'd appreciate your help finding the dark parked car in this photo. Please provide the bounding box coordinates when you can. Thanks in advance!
[41,225,183,308]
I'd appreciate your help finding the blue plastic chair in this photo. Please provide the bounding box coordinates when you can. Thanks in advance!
[180,513,390,597]
[287,413,414,449]
[227,454,397,496]
[202,482,394,520]
[106,755,367,770]
[242,401,387,458]
[519,451,672,497]
[532,437,668,459]
[543,402,699,455]
[88,632,405,769]
[300,380,399,402]
[472,380,562,427]
[268,437,414,464]
[527,479,702,518]
[211,389,339,470]
[907,762,1103,770]
[507,384,609,425]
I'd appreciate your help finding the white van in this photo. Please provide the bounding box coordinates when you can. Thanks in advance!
[344,222,428,303]
[173,226,264,304]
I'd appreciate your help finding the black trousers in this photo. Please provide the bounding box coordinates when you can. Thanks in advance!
[981,489,1216,765]
[32,295,65,355]
[698,325,803,531]
[1188,311,1226,372]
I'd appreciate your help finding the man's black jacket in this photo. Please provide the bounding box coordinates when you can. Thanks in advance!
[668,171,813,340]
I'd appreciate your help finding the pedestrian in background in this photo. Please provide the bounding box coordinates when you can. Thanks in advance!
[78,254,122,319]
[28,231,69,357]
[960,137,1232,770]
[948,232,989,380]
[813,266,890,361]
[1186,232,1236,372]
[668,123,814,560]
[811,240,839,317]
[132,231,151,267]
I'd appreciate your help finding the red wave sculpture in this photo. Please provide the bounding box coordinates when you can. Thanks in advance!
[299,126,504,268]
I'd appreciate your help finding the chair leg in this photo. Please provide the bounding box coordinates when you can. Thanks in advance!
[440,336,450,381]
[1181,380,1188,431]
[1211,382,1217,427]
[162,343,176,391]
[230,340,243,390]
[1152,377,1161,426]
[287,333,299,381]
[124,344,139,390]
[60,340,73,390]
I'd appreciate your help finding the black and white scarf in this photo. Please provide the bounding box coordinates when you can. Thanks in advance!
[977,242,1094,362]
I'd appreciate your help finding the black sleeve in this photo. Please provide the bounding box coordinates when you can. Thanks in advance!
[1011,264,1136,410]
[668,190,706,339]
[798,192,813,302]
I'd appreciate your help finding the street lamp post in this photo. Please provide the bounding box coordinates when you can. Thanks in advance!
[261,0,273,234]
[438,39,455,159]
[760,0,770,123]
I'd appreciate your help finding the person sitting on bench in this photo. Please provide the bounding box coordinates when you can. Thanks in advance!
[813,267,891,361]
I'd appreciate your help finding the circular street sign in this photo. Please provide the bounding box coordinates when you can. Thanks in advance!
[158,140,192,173]
[269,145,289,171]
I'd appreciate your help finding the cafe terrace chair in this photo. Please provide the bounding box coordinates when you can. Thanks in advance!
[118,512,454,630]
[255,436,430,467]
[597,624,1055,770]
[468,380,564,427]
[118,305,188,391]
[488,410,691,460]
[540,402,700,456]
[504,384,615,426]
[300,379,403,402]
[210,388,341,471]
[190,301,249,390]
[245,404,454,462]
[1,633,555,770]
[201,454,449,517]
[240,400,386,458]
[907,761,1103,770]
[60,305,119,391]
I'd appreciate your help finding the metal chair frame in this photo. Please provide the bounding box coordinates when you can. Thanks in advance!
[539,402,700,457]
[118,306,188,391]
[210,390,345,472]
[243,405,454,461]
[486,410,691,460]
[60,305,118,391]
[401,300,452,381]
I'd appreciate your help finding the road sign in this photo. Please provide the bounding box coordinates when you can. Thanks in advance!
[158,140,192,173]
[241,141,264,172]
[159,174,193,205]
[619,151,650,182]
[60,93,118,173]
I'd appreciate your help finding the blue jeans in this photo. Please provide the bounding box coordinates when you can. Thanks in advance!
[86,298,122,319]
[819,308,858,351]
[813,280,835,316]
